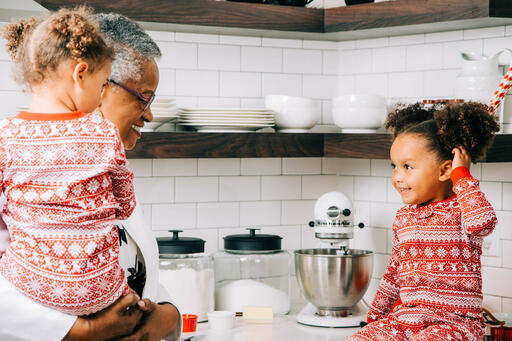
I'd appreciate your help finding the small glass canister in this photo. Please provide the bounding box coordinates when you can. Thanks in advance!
[213,228,291,314]
[158,230,214,322]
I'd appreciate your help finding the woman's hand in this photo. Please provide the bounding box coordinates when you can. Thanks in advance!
[63,293,144,341]
[452,147,471,169]
[115,301,180,341]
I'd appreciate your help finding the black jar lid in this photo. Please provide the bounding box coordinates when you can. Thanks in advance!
[157,230,205,254]
[223,228,282,252]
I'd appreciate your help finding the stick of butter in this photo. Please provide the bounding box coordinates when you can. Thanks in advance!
[242,306,273,324]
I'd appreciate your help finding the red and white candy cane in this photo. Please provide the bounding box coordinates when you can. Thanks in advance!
[488,65,512,116]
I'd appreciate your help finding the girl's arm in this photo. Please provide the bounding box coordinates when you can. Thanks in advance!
[111,131,135,220]
[451,166,497,237]
[366,224,401,323]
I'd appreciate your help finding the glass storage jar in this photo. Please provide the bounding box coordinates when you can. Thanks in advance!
[213,228,291,314]
[158,230,214,322]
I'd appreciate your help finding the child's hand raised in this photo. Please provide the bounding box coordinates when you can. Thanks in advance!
[452,147,471,169]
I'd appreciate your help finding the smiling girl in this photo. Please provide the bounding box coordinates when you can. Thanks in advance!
[349,102,500,341]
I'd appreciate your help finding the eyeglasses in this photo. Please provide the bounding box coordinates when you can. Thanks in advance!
[108,79,155,112]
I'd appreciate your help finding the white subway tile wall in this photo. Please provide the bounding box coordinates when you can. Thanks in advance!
[443,40,484,69]
[262,73,302,97]
[262,176,302,200]
[2,19,512,308]
[134,177,174,204]
[283,49,322,74]
[152,203,197,230]
[354,176,387,201]
[198,158,240,176]
[197,202,240,228]
[128,159,153,177]
[219,176,260,201]
[283,157,322,175]
[198,44,241,71]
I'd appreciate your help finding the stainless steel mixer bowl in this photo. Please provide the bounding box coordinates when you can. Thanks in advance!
[294,248,373,315]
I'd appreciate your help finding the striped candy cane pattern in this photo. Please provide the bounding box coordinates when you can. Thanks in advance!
[488,65,512,115]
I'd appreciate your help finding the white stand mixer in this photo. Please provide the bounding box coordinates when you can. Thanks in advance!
[295,191,373,328]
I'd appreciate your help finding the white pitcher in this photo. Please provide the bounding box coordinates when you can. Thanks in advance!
[454,49,512,103]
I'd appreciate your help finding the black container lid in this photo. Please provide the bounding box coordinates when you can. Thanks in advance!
[223,228,282,252]
[157,230,205,254]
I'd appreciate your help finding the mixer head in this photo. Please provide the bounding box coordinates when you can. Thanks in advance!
[309,191,362,249]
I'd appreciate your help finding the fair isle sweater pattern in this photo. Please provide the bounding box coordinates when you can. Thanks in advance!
[368,168,497,322]
[0,112,135,315]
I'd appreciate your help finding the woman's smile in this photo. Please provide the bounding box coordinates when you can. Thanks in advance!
[131,124,142,136]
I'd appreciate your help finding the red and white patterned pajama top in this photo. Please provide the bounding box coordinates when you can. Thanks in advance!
[0,111,135,316]
[349,167,497,341]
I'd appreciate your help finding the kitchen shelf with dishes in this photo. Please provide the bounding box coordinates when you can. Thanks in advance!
[126,132,512,162]
[127,94,512,161]
[127,95,512,161]
[35,0,512,41]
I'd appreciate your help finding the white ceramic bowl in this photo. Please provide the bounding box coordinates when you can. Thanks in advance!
[332,94,386,108]
[332,106,386,132]
[266,94,319,108]
[264,95,321,132]
[331,94,386,132]
[207,311,235,330]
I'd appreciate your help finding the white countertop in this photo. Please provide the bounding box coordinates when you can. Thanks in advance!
[183,304,361,341]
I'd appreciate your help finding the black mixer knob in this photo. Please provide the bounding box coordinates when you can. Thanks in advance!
[342,209,351,217]
[358,222,365,228]
[308,221,315,227]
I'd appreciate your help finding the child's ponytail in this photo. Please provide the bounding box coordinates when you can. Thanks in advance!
[435,102,500,162]
[386,101,500,162]
[2,17,38,63]
[49,7,108,60]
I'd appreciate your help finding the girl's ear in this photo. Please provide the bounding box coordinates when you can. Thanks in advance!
[72,62,88,88]
[439,159,453,182]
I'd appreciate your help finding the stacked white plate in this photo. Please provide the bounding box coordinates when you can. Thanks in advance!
[140,98,178,132]
[177,108,275,132]
[151,98,178,123]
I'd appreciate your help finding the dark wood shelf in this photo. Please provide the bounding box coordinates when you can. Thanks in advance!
[34,0,512,41]
[480,134,512,162]
[35,0,324,33]
[126,132,324,158]
[126,132,512,162]
[324,0,512,33]
[324,133,392,159]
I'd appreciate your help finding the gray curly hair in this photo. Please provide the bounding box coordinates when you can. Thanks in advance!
[94,13,161,83]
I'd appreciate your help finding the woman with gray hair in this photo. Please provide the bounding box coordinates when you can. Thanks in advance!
[0,12,181,341]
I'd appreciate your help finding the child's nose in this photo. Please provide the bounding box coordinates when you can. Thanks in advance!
[391,169,402,182]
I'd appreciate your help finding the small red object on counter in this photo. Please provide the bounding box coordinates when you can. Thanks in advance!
[182,314,198,333]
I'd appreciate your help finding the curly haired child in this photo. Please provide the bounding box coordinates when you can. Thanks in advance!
[348,101,500,341]
[0,7,136,316]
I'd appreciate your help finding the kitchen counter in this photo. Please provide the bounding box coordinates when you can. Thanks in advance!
[182,303,361,341]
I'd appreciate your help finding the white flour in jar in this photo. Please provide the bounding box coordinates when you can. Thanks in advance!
[159,267,214,322]
[215,279,290,314]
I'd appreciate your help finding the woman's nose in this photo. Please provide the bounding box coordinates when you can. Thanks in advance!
[143,108,153,123]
